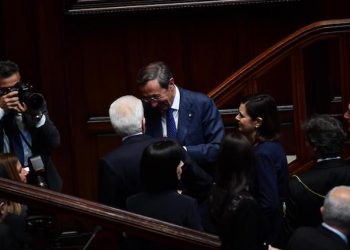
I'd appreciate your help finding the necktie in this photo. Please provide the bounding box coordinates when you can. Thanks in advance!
[166,108,177,139]
[3,114,25,165]
[10,126,25,166]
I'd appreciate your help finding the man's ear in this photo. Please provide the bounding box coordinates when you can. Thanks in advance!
[320,206,324,216]
[169,78,175,87]
[255,117,263,128]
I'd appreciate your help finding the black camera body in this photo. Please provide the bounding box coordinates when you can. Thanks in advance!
[0,81,44,110]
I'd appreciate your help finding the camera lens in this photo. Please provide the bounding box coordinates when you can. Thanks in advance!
[27,93,44,110]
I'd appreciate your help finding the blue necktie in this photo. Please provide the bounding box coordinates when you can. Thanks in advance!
[166,108,177,139]
[11,126,25,165]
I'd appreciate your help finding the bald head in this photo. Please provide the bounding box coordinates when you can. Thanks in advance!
[109,95,144,137]
[322,186,350,233]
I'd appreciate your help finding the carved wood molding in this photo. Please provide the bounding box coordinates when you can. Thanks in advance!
[65,0,300,15]
[208,18,350,108]
[0,177,220,249]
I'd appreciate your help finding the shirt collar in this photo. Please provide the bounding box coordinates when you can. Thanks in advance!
[171,85,180,111]
[122,132,143,141]
[322,222,348,244]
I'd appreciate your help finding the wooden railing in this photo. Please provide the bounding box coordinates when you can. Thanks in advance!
[208,18,350,174]
[0,177,220,250]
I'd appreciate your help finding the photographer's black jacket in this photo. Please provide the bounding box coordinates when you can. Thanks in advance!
[0,98,62,191]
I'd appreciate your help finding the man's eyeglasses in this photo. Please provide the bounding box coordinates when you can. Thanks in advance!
[142,95,161,103]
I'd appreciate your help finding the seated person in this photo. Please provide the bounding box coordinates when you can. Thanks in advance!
[208,132,268,250]
[285,115,350,238]
[0,198,17,250]
[0,153,29,249]
[287,186,350,250]
[127,139,203,231]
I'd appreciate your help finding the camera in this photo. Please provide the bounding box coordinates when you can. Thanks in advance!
[0,81,44,110]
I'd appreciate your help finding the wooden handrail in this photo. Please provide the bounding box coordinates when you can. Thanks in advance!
[208,18,350,107]
[208,18,350,173]
[0,178,220,250]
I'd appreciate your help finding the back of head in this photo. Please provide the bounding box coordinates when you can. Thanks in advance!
[140,139,183,193]
[136,61,173,88]
[0,60,19,78]
[303,114,346,158]
[242,94,280,140]
[322,186,350,231]
[0,153,21,182]
[217,132,254,192]
[109,95,144,137]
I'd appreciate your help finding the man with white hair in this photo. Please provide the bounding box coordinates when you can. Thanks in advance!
[98,95,158,209]
[99,95,212,209]
[287,185,350,250]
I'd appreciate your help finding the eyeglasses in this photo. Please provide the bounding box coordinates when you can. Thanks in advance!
[142,95,162,103]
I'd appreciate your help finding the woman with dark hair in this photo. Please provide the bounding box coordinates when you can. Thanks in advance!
[235,94,288,248]
[127,139,202,230]
[0,153,29,249]
[208,132,267,250]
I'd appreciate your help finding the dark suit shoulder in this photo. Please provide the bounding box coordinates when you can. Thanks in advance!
[292,159,350,191]
[287,226,348,250]
[179,88,213,105]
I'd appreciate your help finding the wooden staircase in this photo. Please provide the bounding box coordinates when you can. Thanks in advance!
[208,18,350,175]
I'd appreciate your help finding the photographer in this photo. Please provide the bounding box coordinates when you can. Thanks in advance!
[0,60,62,191]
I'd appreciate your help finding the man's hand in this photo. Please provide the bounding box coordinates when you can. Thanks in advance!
[0,91,27,113]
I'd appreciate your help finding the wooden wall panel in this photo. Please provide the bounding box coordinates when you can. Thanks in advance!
[1,0,350,201]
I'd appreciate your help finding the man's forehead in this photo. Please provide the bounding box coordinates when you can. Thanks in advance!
[0,72,20,87]
[140,79,163,93]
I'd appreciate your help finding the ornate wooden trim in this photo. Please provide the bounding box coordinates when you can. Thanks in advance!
[0,177,220,249]
[208,18,350,107]
[65,0,300,15]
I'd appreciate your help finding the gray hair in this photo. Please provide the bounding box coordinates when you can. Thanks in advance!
[303,114,346,158]
[109,95,144,137]
[322,186,350,230]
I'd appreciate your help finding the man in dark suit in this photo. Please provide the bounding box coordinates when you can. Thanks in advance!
[136,61,224,174]
[99,95,212,209]
[285,115,350,239]
[287,185,350,250]
[0,60,62,191]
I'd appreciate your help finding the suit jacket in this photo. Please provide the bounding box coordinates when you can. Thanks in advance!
[287,225,349,250]
[253,141,289,248]
[127,191,203,230]
[144,87,224,172]
[98,134,157,209]
[0,99,62,191]
[99,134,213,209]
[285,159,350,237]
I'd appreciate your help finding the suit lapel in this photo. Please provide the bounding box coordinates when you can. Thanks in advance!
[177,88,194,143]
